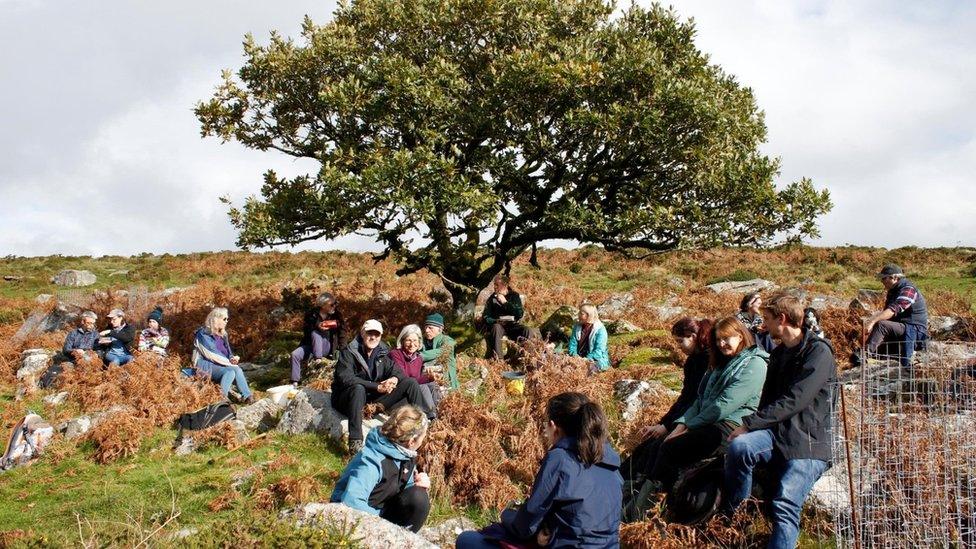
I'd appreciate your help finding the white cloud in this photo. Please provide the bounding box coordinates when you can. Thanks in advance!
[659,0,976,246]
[0,0,973,256]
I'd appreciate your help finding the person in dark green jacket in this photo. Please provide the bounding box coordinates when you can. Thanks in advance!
[646,317,768,492]
[480,274,534,360]
[420,313,459,390]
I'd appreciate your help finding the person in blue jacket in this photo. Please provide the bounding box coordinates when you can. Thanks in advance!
[456,392,623,548]
[331,405,432,532]
[568,304,610,372]
[191,307,254,403]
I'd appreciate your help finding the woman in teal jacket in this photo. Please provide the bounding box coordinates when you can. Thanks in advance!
[647,317,768,491]
[331,405,432,532]
[568,304,610,371]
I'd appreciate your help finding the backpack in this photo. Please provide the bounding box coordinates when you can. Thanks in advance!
[39,362,66,389]
[176,402,235,432]
[664,456,725,525]
[1,413,55,471]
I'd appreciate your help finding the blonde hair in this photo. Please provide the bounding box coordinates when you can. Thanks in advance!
[379,405,429,446]
[580,303,600,323]
[204,307,229,336]
[397,324,423,349]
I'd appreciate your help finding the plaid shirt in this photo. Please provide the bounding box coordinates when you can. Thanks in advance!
[886,285,919,315]
[63,327,98,354]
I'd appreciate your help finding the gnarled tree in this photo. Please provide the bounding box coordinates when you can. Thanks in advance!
[196,0,832,308]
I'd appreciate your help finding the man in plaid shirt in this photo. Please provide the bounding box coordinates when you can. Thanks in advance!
[864,264,929,365]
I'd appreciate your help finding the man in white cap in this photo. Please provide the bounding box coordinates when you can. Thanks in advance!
[331,319,432,454]
[97,308,136,367]
[863,264,928,366]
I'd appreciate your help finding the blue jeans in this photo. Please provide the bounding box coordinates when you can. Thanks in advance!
[207,364,252,399]
[104,348,133,366]
[455,531,499,549]
[724,429,828,549]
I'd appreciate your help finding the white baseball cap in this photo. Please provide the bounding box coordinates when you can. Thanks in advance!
[361,319,383,334]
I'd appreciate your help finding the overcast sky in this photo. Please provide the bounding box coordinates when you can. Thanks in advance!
[0,0,973,257]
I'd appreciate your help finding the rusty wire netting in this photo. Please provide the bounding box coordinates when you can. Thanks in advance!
[832,339,976,548]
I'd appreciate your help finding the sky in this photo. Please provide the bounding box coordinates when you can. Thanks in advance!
[0,0,973,257]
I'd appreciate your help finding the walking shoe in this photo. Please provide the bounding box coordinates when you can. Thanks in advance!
[347,439,364,455]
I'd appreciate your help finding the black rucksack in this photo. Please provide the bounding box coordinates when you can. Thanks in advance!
[176,402,235,432]
[665,457,725,525]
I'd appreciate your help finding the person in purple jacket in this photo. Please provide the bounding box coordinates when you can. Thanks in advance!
[390,324,442,412]
[456,392,622,548]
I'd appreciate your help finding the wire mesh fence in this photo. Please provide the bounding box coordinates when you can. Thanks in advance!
[832,338,976,548]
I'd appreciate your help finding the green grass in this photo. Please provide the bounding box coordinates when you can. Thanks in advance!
[0,429,347,543]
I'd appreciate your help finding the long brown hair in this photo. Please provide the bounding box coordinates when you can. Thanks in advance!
[708,317,754,369]
[547,392,608,466]
[671,317,713,353]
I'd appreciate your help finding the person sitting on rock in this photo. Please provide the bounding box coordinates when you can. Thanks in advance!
[191,307,254,404]
[567,304,610,372]
[391,324,442,412]
[736,292,774,352]
[138,306,170,357]
[290,292,345,384]
[723,292,836,549]
[480,274,534,360]
[332,319,432,454]
[456,392,622,548]
[626,317,768,518]
[419,313,459,390]
[331,405,432,532]
[62,311,100,363]
[863,264,928,366]
[97,309,136,367]
[621,317,712,519]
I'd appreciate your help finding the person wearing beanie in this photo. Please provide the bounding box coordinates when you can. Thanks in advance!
[419,313,458,390]
[139,306,170,357]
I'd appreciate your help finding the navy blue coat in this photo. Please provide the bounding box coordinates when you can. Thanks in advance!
[501,437,622,548]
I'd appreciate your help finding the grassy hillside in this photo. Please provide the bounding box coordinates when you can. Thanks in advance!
[0,246,973,547]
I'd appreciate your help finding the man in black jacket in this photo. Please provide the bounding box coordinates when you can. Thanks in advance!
[331,319,431,453]
[97,308,136,367]
[723,293,836,549]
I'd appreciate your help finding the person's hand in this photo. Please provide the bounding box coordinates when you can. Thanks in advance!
[495,293,507,304]
[664,424,687,442]
[863,321,875,338]
[98,337,112,345]
[414,471,431,490]
[536,526,552,547]
[99,330,111,336]
[230,355,240,365]
[640,424,668,441]
[727,424,749,442]
[377,379,395,394]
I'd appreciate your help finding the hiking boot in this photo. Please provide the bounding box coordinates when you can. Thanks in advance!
[242,395,256,405]
[347,439,364,455]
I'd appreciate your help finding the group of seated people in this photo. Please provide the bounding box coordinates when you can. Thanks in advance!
[55,263,927,548]
[330,291,839,549]
[62,306,169,367]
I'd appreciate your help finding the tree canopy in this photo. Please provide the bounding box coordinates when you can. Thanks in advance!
[196,0,832,305]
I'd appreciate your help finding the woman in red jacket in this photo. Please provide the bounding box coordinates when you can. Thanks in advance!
[389,324,442,412]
